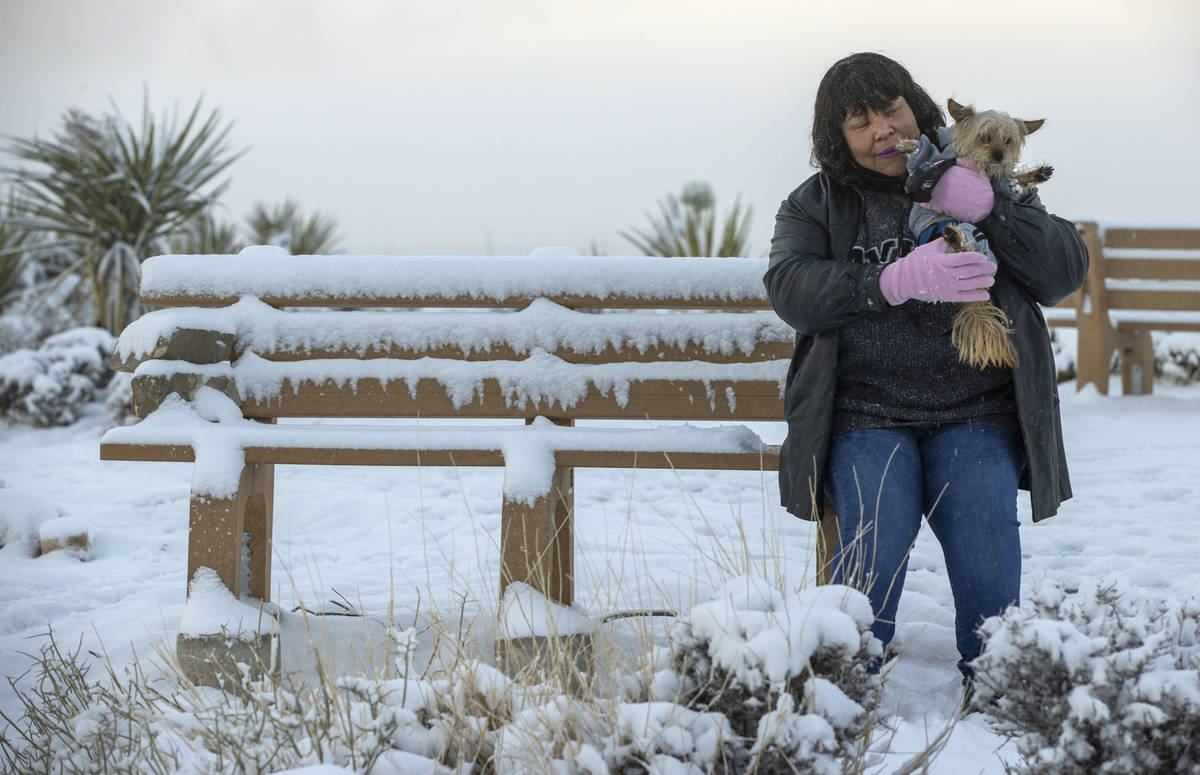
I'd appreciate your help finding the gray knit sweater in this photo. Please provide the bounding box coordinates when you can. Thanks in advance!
[832,191,1017,435]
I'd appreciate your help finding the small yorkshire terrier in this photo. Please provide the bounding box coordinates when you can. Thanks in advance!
[895,98,1053,370]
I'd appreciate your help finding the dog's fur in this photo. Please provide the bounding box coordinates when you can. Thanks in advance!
[895,98,1052,370]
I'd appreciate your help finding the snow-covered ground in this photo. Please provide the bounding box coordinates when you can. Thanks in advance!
[2,375,1198,772]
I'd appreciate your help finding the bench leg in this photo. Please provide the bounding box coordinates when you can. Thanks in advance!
[1075,326,1114,395]
[501,466,574,606]
[187,461,274,602]
[816,499,840,586]
[243,463,275,601]
[1121,331,1155,396]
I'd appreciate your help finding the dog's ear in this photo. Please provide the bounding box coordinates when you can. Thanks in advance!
[1022,118,1045,136]
[947,98,975,124]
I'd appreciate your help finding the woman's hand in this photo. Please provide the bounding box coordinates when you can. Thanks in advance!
[879,237,996,305]
[920,158,994,222]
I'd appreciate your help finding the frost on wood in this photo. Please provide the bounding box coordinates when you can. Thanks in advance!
[974,579,1200,774]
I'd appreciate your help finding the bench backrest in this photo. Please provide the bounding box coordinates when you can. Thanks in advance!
[116,249,793,424]
[1070,222,1200,323]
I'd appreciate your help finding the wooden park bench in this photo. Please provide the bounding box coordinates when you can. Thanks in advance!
[101,246,844,618]
[1043,221,1200,395]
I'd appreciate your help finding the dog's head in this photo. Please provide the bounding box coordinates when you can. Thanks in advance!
[946,98,1044,179]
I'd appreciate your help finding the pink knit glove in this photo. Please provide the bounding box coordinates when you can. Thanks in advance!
[920,158,994,222]
[879,237,996,305]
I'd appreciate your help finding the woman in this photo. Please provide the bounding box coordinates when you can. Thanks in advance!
[764,52,1087,683]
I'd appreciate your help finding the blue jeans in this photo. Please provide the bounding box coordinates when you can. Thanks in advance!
[824,422,1023,679]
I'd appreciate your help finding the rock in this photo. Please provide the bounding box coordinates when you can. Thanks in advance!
[37,516,91,557]
[110,328,236,372]
[131,372,239,417]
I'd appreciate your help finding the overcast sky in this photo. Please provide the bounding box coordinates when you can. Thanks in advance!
[2,0,1198,256]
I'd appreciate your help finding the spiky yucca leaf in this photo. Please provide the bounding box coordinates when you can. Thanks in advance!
[167,213,242,255]
[246,198,341,255]
[622,181,754,258]
[3,95,241,333]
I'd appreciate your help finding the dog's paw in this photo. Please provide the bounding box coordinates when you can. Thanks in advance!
[941,224,970,252]
[893,138,919,155]
[1015,165,1054,187]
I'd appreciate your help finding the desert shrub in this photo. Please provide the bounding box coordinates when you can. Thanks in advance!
[0,633,184,775]
[648,576,883,774]
[2,578,895,774]
[104,371,135,427]
[0,327,114,426]
[973,579,1200,775]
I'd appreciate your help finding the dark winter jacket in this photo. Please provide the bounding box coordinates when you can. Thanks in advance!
[764,170,1088,523]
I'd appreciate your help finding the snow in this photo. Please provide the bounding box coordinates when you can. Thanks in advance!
[499,582,593,638]
[140,253,772,303]
[178,567,279,640]
[36,516,87,543]
[0,489,60,555]
[2,375,1200,773]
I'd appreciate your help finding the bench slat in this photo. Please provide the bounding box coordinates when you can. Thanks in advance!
[100,442,781,471]
[238,377,785,421]
[141,291,777,310]
[1105,289,1200,312]
[1105,258,1200,281]
[253,340,794,364]
[1104,228,1200,250]
[138,254,773,310]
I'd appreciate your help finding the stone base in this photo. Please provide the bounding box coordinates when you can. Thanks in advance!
[494,633,595,695]
[176,632,278,694]
[39,532,90,556]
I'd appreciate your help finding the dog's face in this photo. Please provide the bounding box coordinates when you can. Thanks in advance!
[946,98,1044,180]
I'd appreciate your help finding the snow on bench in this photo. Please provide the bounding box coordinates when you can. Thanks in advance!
[138,246,774,307]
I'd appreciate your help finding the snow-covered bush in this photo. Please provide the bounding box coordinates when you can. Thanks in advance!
[973,580,1200,775]
[104,371,135,426]
[1158,332,1200,385]
[0,326,114,426]
[3,580,894,774]
[649,576,883,774]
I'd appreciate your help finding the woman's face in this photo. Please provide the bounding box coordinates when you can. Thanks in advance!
[841,96,920,177]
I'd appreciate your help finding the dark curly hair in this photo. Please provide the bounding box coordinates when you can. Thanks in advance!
[811,53,944,190]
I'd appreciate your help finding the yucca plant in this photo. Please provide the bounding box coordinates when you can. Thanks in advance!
[622,181,754,258]
[167,212,243,255]
[246,198,341,255]
[0,193,34,312]
[2,95,241,333]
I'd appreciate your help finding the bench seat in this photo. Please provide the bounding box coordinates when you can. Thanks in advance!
[101,390,779,605]
[101,394,780,477]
